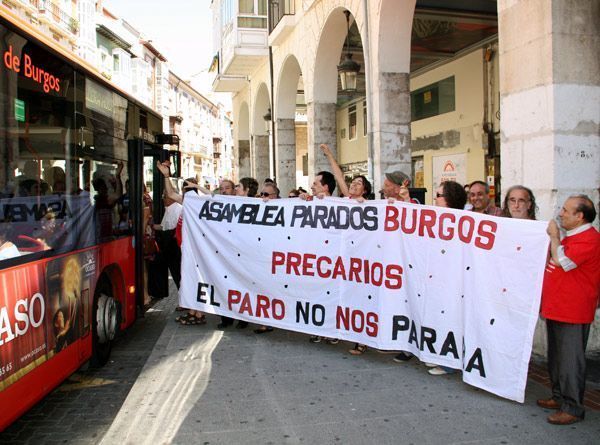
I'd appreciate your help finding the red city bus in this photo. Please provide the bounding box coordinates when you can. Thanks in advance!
[0,11,178,430]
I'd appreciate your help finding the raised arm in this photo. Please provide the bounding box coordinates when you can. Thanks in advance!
[156,160,183,204]
[182,182,213,196]
[320,143,349,197]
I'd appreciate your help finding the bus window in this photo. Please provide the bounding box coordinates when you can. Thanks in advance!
[0,29,75,262]
[90,160,129,242]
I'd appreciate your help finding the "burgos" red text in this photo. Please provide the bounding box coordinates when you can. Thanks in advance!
[4,45,61,93]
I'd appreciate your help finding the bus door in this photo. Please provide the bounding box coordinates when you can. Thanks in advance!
[128,140,178,312]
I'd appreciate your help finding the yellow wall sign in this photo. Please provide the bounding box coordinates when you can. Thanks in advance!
[423,90,432,104]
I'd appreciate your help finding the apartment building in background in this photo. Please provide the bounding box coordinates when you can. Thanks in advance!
[1,0,235,184]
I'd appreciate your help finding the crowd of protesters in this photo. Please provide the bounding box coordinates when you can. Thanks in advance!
[153,145,599,427]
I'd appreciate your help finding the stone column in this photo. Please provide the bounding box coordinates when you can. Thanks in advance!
[499,0,599,219]
[370,72,412,193]
[275,118,296,196]
[237,139,251,180]
[498,0,600,355]
[307,102,337,179]
[252,134,270,183]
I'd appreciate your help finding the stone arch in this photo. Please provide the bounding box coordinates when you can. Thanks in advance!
[367,0,416,192]
[276,54,302,120]
[251,83,271,181]
[237,101,250,141]
[236,101,251,179]
[275,54,304,195]
[312,5,363,104]
[252,83,271,137]
[308,5,364,178]
[376,0,415,73]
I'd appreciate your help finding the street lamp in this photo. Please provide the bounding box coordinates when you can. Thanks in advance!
[263,108,272,133]
[263,107,275,179]
[337,10,360,92]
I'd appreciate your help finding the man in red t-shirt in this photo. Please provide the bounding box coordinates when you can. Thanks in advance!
[538,195,600,425]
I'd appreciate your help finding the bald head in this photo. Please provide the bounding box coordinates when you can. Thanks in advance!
[570,195,597,223]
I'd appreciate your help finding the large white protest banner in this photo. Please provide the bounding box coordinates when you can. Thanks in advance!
[179,194,549,402]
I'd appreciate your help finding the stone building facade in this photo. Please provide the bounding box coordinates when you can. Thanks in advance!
[211,0,600,352]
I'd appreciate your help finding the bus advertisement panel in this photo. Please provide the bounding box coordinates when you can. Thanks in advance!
[0,262,45,387]
[0,250,98,391]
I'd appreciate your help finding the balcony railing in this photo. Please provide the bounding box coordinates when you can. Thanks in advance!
[269,0,295,33]
[38,0,79,34]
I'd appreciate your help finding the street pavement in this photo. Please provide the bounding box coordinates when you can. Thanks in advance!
[1,280,599,444]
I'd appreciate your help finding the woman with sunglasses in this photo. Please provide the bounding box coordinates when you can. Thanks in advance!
[252,182,281,334]
[428,180,468,375]
[434,180,468,210]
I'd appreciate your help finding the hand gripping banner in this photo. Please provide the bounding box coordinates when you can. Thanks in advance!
[179,194,549,402]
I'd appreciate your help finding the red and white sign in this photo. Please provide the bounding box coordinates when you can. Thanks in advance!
[433,153,466,186]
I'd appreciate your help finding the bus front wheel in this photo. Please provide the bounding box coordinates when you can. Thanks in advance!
[91,283,120,367]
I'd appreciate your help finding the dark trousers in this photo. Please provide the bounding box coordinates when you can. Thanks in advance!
[220,316,234,326]
[546,319,591,418]
[157,230,181,289]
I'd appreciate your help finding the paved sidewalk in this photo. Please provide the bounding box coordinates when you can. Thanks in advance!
[2,284,598,445]
[0,293,174,445]
[100,295,600,445]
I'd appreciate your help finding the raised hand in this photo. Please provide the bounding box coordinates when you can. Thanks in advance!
[320,143,333,157]
[399,179,411,202]
[156,160,170,177]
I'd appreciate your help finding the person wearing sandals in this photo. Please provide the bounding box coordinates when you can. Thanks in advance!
[320,143,373,354]
[253,182,281,334]
[157,161,209,326]
[218,177,260,329]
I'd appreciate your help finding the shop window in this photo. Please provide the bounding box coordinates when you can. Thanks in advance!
[348,104,357,140]
[411,76,455,121]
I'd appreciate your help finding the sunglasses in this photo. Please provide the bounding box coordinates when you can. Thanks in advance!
[260,192,275,197]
